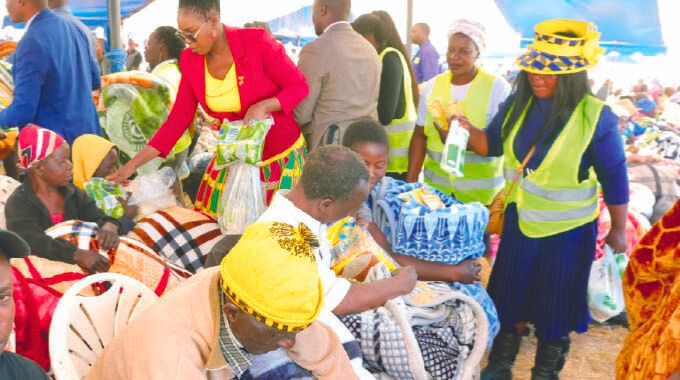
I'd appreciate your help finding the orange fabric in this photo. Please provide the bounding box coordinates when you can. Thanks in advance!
[616,199,680,380]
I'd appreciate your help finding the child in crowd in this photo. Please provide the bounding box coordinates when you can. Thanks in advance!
[72,134,138,233]
[5,126,120,274]
[342,119,482,283]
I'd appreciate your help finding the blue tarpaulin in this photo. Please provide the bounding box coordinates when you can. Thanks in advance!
[3,0,152,29]
[495,0,666,55]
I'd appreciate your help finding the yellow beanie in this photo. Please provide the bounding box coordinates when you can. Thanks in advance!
[220,222,323,333]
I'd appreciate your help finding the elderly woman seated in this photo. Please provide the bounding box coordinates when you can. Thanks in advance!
[5,125,120,274]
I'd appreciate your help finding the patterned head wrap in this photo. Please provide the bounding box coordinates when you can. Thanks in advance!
[18,125,66,169]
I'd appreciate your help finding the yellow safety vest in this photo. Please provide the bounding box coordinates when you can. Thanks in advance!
[503,95,604,238]
[423,69,503,204]
[152,60,192,155]
[379,47,416,174]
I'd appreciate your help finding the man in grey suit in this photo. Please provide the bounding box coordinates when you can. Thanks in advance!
[295,0,382,150]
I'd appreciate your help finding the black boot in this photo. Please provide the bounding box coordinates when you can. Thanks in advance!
[481,331,523,380]
[531,337,571,380]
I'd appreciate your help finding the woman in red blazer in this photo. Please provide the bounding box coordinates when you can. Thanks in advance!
[110,0,309,218]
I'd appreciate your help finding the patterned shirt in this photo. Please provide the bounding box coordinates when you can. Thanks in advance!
[218,288,253,377]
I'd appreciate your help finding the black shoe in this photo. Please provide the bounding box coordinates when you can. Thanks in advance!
[531,337,571,380]
[481,331,523,380]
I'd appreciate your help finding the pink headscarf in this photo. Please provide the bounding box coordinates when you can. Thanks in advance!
[18,125,66,169]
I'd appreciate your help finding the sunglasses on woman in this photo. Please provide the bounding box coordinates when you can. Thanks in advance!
[184,21,207,44]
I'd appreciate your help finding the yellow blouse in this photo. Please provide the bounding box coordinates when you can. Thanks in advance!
[205,62,241,113]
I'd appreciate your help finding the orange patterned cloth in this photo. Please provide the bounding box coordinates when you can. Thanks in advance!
[616,199,680,380]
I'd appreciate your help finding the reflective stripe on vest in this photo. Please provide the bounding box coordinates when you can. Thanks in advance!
[503,95,604,238]
[422,69,502,204]
[380,47,416,174]
[424,166,453,190]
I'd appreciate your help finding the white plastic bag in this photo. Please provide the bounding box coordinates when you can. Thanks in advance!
[217,163,266,234]
[126,167,177,219]
[440,119,469,177]
[587,245,629,323]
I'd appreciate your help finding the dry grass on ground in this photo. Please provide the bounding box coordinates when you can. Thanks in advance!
[482,324,628,380]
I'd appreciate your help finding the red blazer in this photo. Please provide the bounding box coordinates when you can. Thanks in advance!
[148,26,309,160]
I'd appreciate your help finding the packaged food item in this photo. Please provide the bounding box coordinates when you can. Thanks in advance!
[215,118,273,167]
[440,119,469,177]
[397,187,446,211]
[126,167,177,218]
[427,100,464,131]
[84,178,127,219]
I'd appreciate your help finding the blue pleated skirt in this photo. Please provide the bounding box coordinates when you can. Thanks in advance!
[487,203,597,340]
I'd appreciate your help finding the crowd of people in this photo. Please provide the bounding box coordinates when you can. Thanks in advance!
[0,0,678,379]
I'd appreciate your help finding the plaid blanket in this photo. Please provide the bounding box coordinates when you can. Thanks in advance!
[0,175,20,229]
[47,220,191,294]
[127,206,222,273]
[340,265,487,380]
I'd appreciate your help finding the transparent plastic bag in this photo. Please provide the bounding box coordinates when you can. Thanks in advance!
[126,167,177,219]
[217,163,266,234]
[587,245,628,322]
[215,118,273,168]
[440,119,469,177]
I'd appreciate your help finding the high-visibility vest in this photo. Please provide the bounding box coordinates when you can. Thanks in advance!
[423,69,503,204]
[379,47,417,174]
[503,95,604,238]
[152,60,192,155]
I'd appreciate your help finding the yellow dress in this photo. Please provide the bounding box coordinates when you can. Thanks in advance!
[205,62,241,113]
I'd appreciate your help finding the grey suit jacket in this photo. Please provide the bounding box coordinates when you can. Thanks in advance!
[295,22,382,150]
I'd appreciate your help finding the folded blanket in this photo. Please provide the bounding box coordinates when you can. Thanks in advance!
[340,265,487,380]
[127,206,222,274]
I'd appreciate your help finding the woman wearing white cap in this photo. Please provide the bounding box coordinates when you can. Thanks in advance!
[407,19,511,206]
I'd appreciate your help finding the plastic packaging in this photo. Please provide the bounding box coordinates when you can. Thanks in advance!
[215,118,273,168]
[217,163,266,234]
[587,244,628,323]
[327,219,398,282]
[440,119,469,177]
[84,178,127,219]
[126,167,177,219]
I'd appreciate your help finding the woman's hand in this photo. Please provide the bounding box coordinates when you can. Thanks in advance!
[74,249,110,274]
[117,196,139,221]
[605,226,628,254]
[107,162,136,184]
[97,222,120,252]
[243,101,269,123]
[452,259,482,284]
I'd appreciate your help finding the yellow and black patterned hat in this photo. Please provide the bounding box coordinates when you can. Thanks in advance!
[517,19,605,75]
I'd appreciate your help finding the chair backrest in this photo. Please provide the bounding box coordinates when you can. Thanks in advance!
[49,272,159,380]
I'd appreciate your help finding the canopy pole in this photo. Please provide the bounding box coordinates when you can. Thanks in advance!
[107,0,123,50]
[405,0,413,58]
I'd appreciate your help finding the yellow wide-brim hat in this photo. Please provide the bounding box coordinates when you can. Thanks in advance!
[516,19,605,75]
[220,221,323,333]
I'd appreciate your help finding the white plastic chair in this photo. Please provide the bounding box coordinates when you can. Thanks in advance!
[49,272,159,380]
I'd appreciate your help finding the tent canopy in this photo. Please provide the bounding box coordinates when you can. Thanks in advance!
[3,0,152,29]
[495,0,666,55]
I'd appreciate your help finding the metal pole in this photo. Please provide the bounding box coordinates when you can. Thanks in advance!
[107,0,123,50]
[405,0,414,58]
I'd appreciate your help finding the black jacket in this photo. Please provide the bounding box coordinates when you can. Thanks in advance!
[5,176,120,264]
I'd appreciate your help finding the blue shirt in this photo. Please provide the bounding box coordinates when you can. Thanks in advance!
[413,40,440,84]
[0,9,101,143]
[486,96,629,206]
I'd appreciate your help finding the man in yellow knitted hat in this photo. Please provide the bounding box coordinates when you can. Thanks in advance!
[87,222,356,380]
